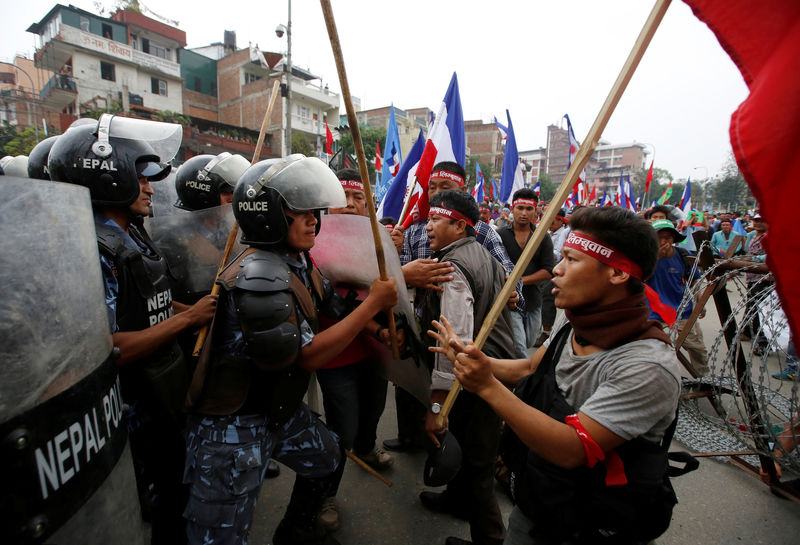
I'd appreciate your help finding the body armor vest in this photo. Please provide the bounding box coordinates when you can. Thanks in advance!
[96,221,186,415]
[501,325,677,543]
[187,248,327,427]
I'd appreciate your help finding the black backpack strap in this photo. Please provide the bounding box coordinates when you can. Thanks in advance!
[663,405,700,477]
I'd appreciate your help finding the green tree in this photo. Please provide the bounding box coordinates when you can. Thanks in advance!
[0,123,18,153]
[538,173,558,202]
[337,125,386,181]
[632,166,673,202]
[291,132,314,157]
[3,127,41,156]
[708,153,753,210]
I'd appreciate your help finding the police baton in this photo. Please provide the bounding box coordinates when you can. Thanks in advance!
[192,79,282,357]
[320,0,401,358]
[436,0,673,427]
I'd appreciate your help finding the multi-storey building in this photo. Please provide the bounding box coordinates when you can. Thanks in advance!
[27,4,185,123]
[464,120,504,174]
[355,105,430,158]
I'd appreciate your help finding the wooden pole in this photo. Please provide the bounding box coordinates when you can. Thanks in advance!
[345,451,393,487]
[438,0,673,425]
[320,0,400,358]
[396,177,418,227]
[192,79,282,356]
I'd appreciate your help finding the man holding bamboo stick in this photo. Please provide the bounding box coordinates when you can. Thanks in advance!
[431,207,682,544]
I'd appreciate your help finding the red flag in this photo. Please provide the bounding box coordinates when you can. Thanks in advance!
[683,0,800,341]
[588,183,597,204]
[644,160,653,195]
[325,119,333,155]
[375,139,382,171]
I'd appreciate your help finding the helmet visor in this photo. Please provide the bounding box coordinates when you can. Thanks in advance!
[92,115,182,164]
[263,156,346,210]
[136,159,172,181]
[209,153,250,189]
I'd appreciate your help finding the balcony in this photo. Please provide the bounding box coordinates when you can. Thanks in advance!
[290,79,338,111]
[39,74,77,110]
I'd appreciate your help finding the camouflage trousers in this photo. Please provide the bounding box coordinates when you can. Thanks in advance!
[183,405,341,545]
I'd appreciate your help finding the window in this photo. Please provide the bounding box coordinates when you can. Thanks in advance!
[79,16,89,32]
[150,42,169,60]
[194,77,201,92]
[151,77,167,96]
[101,24,113,39]
[244,72,262,84]
[141,38,150,54]
[296,104,310,120]
[100,61,115,82]
[131,34,138,50]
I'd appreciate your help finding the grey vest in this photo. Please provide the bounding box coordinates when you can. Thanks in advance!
[423,237,515,361]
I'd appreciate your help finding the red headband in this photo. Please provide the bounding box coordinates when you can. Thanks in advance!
[429,206,475,227]
[512,198,537,208]
[563,231,677,325]
[340,179,365,191]
[430,170,465,186]
[563,232,643,279]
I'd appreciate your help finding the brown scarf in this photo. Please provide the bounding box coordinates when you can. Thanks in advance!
[565,292,671,349]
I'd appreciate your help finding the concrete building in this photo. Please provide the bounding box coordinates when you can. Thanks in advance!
[355,105,430,158]
[464,120,504,174]
[0,55,62,131]
[519,147,547,185]
[27,4,185,125]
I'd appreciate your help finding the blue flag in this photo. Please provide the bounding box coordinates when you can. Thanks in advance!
[377,128,425,221]
[499,110,523,203]
[491,175,500,201]
[376,105,403,201]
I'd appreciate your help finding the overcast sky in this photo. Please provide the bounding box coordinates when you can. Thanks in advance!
[2,0,749,180]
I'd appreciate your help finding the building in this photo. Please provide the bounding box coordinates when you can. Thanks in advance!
[27,4,185,125]
[464,120,504,174]
[355,105,430,158]
[519,147,546,185]
[0,55,61,132]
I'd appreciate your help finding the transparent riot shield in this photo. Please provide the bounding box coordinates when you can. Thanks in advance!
[145,203,243,302]
[0,177,145,544]
[311,214,431,406]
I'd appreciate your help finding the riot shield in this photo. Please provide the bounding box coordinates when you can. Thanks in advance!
[0,177,145,543]
[311,214,431,406]
[145,203,244,302]
[148,170,184,218]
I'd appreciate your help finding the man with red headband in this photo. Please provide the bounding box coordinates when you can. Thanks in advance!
[420,189,515,545]
[430,207,681,544]
[497,188,554,357]
[384,161,523,453]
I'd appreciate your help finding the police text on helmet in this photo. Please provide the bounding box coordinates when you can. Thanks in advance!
[239,201,269,212]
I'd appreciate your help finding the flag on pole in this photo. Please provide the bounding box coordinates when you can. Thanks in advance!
[499,110,525,203]
[325,119,333,155]
[475,162,486,201]
[564,114,588,187]
[588,183,597,204]
[657,181,673,205]
[491,175,500,201]
[375,139,382,172]
[684,0,800,341]
[471,179,484,202]
[376,106,403,201]
[679,178,692,214]
[377,128,425,220]
[401,72,465,228]
[644,160,654,194]
[625,175,637,211]
[494,116,508,141]
[532,181,541,196]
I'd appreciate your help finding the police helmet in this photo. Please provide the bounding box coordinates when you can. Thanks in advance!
[1,155,30,178]
[423,429,462,487]
[174,152,250,210]
[27,136,60,180]
[48,114,181,207]
[233,155,346,247]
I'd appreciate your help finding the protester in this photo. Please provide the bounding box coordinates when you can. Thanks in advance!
[431,206,681,544]
[742,213,773,359]
[420,189,514,545]
[315,168,398,530]
[647,219,710,376]
[494,206,513,230]
[385,161,523,453]
[710,218,746,256]
[182,156,397,545]
[497,189,554,356]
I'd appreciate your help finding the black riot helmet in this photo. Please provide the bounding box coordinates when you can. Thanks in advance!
[233,154,346,248]
[27,135,60,180]
[174,152,250,210]
[48,114,181,207]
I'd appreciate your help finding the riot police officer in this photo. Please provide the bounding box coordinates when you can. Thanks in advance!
[48,114,217,544]
[174,152,250,210]
[184,155,398,545]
